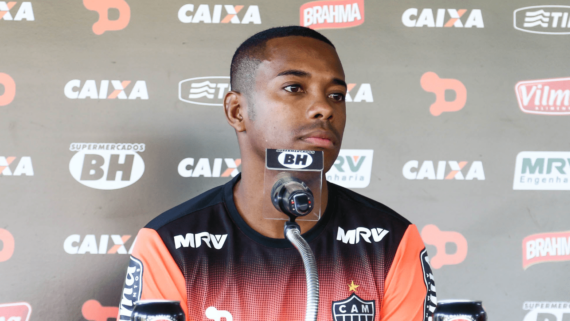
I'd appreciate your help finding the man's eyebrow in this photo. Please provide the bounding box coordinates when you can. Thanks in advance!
[277,69,310,77]
[333,78,347,89]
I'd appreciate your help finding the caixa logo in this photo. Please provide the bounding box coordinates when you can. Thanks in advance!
[402,8,484,28]
[179,77,230,106]
[278,151,313,169]
[514,6,570,35]
[326,149,373,188]
[64,234,135,254]
[65,80,148,100]
[0,156,34,176]
[0,302,32,321]
[178,158,240,178]
[0,1,34,21]
[346,83,373,103]
[178,4,261,24]
[403,160,485,180]
[69,143,145,190]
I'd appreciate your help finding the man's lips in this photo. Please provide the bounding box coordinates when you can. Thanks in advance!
[301,131,337,149]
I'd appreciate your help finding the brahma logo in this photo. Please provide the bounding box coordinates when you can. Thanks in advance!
[345,83,373,103]
[0,2,34,21]
[515,6,570,35]
[300,0,364,30]
[119,256,143,320]
[0,228,15,262]
[402,8,483,28]
[0,73,16,106]
[0,302,32,321]
[174,232,228,250]
[179,77,230,106]
[178,4,260,24]
[82,300,118,321]
[421,72,467,116]
[326,149,373,188]
[523,231,570,269]
[515,77,570,115]
[69,143,145,190]
[178,158,240,178]
[205,307,233,321]
[0,157,33,176]
[65,80,148,100]
[64,234,135,254]
[83,0,130,35]
[513,152,570,190]
[523,302,570,321]
[403,160,485,180]
[421,224,467,269]
[336,227,389,244]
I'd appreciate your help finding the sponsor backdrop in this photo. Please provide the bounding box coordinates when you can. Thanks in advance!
[1,0,569,320]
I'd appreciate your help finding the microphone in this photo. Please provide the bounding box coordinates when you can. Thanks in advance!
[271,174,315,219]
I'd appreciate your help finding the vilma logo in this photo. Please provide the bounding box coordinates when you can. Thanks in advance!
[326,149,373,188]
[0,73,16,106]
[421,72,467,116]
[402,8,483,28]
[64,234,135,255]
[82,300,118,321]
[83,0,130,35]
[515,78,570,115]
[179,77,230,106]
[0,157,34,176]
[178,158,241,178]
[345,83,373,103]
[178,4,261,24]
[119,256,143,320]
[0,228,15,263]
[65,80,148,100]
[403,160,485,181]
[69,143,145,190]
[513,151,570,190]
[300,0,364,30]
[0,302,32,321]
[523,231,570,269]
[0,2,34,21]
[421,224,467,269]
[523,302,570,321]
[205,307,233,321]
[515,6,570,35]
[278,151,313,169]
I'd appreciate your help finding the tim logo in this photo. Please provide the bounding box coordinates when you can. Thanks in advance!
[83,0,130,35]
[178,158,241,178]
[515,6,570,35]
[0,157,34,176]
[178,4,260,24]
[65,80,148,100]
[337,227,389,244]
[301,0,364,30]
[174,232,228,250]
[421,72,467,116]
[64,234,135,255]
[205,307,233,321]
[403,160,485,181]
[0,228,15,262]
[68,143,145,190]
[0,73,16,106]
[420,249,437,319]
[332,293,375,321]
[278,151,313,169]
[402,8,483,28]
[179,77,230,106]
[515,77,570,115]
[523,231,570,269]
[513,151,570,190]
[82,300,118,321]
[0,2,33,21]
[326,149,373,188]
[0,302,32,321]
[119,256,143,320]
[345,83,373,103]
[523,302,570,321]
[421,224,467,269]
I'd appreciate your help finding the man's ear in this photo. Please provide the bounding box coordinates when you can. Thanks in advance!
[224,91,246,132]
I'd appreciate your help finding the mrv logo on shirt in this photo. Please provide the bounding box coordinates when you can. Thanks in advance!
[174,232,228,250]
[513,151,570,190]
[337,227,389,244]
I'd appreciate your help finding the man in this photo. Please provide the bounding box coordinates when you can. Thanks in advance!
[119,26,436,321]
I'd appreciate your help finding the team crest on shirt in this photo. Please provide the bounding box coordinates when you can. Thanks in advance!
[332,293,375,321]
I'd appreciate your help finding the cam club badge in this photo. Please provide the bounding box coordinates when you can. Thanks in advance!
[332,281,375,321]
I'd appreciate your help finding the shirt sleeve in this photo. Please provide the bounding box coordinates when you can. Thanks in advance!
[379,224,437,321]
[117,227,189,320]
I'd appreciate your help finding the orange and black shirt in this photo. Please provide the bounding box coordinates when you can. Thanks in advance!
[118,174,437,321]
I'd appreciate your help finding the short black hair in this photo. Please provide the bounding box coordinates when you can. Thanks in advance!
[230,26,335,118]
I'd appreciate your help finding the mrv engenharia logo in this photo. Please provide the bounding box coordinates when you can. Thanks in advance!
[69,143,145,190]
[513,151,570,190]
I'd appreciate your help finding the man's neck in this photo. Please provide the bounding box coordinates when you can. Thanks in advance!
[233,159,328,239]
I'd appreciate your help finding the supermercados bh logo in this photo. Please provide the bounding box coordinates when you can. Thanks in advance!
[64,234,135,254]
[0,2,34,21]
[69,143,145,190]
[515,77,570,115]
[403,160,485,180]
[513,152,570,190]
[65,80,148,100]
[523,231,570,269]
[515,6,570,35]
[178,4,260,24]
[0,302,32,321]
[300,0,364,30]
[179,77,230,106]
[523,302,570,321]
[178,157,241,178]
[402,8,483,28]
[326,149,373,188]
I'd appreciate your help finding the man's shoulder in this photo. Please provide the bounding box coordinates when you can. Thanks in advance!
[145,184,226,231]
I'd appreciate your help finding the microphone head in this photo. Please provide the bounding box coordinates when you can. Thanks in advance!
[271,173,314,218]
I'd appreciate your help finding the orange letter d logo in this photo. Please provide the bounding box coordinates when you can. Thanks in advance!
[0,73,16,107]
[83,0,130,35]
[421,72,467,116]
[421,224,467,269]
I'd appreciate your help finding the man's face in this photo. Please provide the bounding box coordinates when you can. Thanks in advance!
[244,36,347,172]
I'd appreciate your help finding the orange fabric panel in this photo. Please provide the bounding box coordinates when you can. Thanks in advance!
[132,228,189,319]
[380,224,428,321]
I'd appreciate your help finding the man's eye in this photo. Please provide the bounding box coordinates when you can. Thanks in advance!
[284,85,303,93]
[329,93,345,102]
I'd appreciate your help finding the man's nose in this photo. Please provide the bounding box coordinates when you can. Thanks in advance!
[307,94,334,121]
